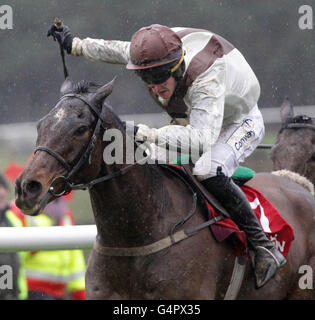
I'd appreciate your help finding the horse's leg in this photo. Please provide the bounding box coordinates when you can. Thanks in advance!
[86,230,236,300]
[85,250,124,300]
[143,238,236,300]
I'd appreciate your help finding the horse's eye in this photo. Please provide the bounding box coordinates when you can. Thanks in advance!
[311,154,315,162]
[74,126,89,136]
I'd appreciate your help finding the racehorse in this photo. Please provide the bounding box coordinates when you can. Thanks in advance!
[15,78,315,299]
[271,97,315,186]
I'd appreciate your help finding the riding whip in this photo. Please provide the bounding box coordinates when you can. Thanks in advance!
[53,17,69,79]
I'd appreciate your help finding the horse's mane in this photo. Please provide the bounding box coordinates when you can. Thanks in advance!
[69,80,103,94]
[68,79,125,130]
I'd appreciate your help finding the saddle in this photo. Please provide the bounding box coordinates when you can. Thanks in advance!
[163,154,255,219]
[184,164,255,218]
[160,160,294,258]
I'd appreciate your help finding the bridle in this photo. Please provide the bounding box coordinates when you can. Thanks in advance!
[279,115,315,177]
[280,115,315,132]
[34,93,136,200]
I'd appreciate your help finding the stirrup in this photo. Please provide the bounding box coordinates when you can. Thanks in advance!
[252,246,287,288]
[256,246,286,267]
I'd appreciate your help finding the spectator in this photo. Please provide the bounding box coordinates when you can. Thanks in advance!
[0,173,28,300]
[5,162,86,300]
[10,198,87,300]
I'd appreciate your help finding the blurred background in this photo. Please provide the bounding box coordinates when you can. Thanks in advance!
[0,0,315,224]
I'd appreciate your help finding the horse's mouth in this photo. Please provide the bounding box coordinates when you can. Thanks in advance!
[15,193,53,216]
[21,204,42,216]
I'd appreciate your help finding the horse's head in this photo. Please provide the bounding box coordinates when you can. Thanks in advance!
[271,97,315,183]
[15,77,117,215]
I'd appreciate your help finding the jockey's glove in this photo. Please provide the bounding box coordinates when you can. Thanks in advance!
[122,122,157,143]
[122,121,139,138]
[135,124,158,143]
[47,25,73,54]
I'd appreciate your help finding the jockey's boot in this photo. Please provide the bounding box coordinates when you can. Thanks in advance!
[201,170,286,288]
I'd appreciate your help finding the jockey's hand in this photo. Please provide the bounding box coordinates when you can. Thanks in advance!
[47,24,73,54]
[135,124,156,142]
[122,121,139,138]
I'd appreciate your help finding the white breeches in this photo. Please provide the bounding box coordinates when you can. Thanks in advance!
[193,104,265,180]
[148,104,265,181]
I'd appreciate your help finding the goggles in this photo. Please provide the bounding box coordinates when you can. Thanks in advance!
[136,68,172,85]
[135,48,185,85]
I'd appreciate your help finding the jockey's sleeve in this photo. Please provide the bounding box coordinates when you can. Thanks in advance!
[72,37,130,65]
[140,64,226,154]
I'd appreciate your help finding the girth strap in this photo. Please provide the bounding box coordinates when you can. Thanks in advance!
[93,215,224,257]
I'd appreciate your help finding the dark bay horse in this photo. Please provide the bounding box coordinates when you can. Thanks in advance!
[15,79,315,299]
[271,97,315,186]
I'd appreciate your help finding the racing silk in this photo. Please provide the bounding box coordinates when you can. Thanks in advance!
[10,204,86,300]
[72,27,260,152]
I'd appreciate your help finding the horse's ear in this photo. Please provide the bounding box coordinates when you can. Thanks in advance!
[90,76,116,106]
[280,96,294,123]
[60,77,75,96]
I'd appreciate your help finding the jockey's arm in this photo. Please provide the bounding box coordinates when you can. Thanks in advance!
[136,68,226,154]
[71,37,130,65]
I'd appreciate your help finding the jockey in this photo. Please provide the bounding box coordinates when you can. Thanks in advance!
[48,23,286,288]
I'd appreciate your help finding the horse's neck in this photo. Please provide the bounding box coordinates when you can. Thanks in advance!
[89,109,194,247]
[89,164,175,247]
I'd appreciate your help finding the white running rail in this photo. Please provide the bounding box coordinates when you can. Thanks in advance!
[0,225,97,252]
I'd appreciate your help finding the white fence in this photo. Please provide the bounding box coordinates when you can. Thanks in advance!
[0,225,97,252]
[1,105,315,151]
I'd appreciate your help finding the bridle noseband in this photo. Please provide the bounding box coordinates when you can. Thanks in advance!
[34,93,135,199]
[280,115,315,132]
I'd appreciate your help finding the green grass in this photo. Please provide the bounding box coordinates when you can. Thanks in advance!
[261,132,277,145]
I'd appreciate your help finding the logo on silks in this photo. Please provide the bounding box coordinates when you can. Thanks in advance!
[0,5,13,30]
[235,130,255,151]
[226,118,256,152]
[0,265,13,290]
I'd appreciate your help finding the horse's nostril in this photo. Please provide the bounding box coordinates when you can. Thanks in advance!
[23,180,42,198]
